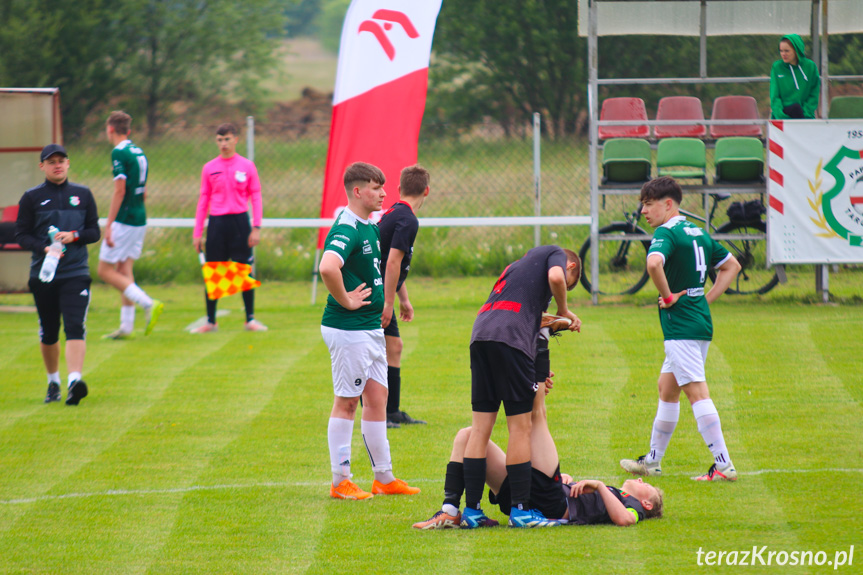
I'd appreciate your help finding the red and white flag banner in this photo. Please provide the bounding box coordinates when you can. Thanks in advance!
[317,0,443,248]
[768,120,863,264]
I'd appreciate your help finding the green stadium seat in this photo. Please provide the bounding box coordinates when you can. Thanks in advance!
[828,96,863,119]
[656,138,707,184]
[714,137,765,184]
[601,138,651,185]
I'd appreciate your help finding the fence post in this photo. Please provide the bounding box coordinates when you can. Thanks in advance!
[533,113,542,247]
[246,116,255,162]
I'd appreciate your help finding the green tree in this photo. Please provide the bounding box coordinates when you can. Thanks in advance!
[0,0,127,137]
[430,0,584,137]
[0,0,285,138]
[316,0,351,54]
[285,0,321,37]
[123,0,286,135]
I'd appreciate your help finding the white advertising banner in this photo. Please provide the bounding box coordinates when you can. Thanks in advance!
[768,120,863,264]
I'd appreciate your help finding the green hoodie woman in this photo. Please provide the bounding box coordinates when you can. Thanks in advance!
[770,34,820,119]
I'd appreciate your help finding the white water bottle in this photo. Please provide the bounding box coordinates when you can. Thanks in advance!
[39,226,63,283]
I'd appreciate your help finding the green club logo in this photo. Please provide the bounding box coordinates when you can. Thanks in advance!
[813,147,863,247]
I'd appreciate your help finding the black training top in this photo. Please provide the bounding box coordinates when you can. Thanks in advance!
[564,485,646,525]
[378,201,419,292]
[470,245,567,359]
[16,179,100,280]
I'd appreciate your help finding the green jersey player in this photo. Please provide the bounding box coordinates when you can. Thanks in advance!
[620,177,742,482]
[97,111,162,339]
[319,162,419,501]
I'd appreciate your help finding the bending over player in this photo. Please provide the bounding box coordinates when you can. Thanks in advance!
[414,337,663,528]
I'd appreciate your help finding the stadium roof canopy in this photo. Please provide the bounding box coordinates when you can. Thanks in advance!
[578,0,863,37]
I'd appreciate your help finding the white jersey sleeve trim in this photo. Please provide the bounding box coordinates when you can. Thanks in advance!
[713,252,733,269]
[113,174,128,180]
[323,250,345,267]
[648,252,666,265]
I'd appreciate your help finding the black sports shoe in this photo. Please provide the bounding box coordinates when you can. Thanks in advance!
[44,382,61,403]
[387,410,427,425]
[386,420,400,429]
[65,380,88,406]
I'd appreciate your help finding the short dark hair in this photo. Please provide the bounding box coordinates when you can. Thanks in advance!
[640,176,682,205]
[563,248,581,281]
[216,123,238,136]
[107,111,132,135]
[643,487,665,520]
[343,162,386,190]
[399,164,430,197]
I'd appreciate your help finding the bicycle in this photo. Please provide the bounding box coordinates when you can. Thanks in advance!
[579,193,779,296]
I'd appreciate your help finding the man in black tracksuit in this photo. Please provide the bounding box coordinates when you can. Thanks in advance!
[15,144,100,405]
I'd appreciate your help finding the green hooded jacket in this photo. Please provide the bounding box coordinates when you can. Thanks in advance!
[770,34,820,119]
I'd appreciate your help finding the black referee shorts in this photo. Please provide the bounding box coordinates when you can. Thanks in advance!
[470,340,536,416]
[29,276,91,344]
[383,312,399,337]
[205,213,254,265]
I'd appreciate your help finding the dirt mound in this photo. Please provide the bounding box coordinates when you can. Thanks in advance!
[263,87,332,138]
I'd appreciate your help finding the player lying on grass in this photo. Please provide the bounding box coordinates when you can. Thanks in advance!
[413,335,664,528]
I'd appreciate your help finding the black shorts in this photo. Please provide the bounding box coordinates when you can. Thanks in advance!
[29,275,91,344]
[383,312,399,338]
[490,464,567,520]
[205,213,254,265]
[470,341,536,416]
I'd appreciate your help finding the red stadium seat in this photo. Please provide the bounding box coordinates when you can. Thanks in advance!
[598,98,650,140]
[0,205,21,250]
[654,96,706,139]
[710,96,762,138]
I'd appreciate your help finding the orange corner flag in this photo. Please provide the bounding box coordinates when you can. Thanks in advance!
[202,261,261,300]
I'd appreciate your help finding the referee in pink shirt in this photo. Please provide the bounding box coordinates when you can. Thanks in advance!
[191,123,267,332]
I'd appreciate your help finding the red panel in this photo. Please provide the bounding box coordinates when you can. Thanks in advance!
[769,168,784,186]
[768,139,784,159]
[318,69,429,248]
[769,194,784,215]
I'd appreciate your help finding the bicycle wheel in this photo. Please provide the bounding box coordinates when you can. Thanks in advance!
[709,220,779,295]
[579,223,651,295]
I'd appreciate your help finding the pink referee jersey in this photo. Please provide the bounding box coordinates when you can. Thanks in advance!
[194,154,263,239]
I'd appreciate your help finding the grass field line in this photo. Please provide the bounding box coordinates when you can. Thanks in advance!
[3,467,861,506]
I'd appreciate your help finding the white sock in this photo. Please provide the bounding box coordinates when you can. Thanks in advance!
[442,503,460,517]
[120,305,135,333]
[362,419,395,484]
[646,400,680,464]
[328,417,354,485]
[68,372,82,387]
[47,372,61,385]
[123,283,153,309]
[692,399,733,469]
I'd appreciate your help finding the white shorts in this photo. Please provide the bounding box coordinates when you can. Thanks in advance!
[321,326,387,398]
[661,340,711,386]
[99,222,146,263]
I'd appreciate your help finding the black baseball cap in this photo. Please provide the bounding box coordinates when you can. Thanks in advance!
[40,144,68,162]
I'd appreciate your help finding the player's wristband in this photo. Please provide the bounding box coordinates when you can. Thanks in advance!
[662,294,674,305]
[72,230,80,242]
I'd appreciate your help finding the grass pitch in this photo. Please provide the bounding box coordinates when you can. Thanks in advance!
[0,278,861,574]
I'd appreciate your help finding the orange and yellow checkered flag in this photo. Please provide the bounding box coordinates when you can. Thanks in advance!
[201,261,261,300]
